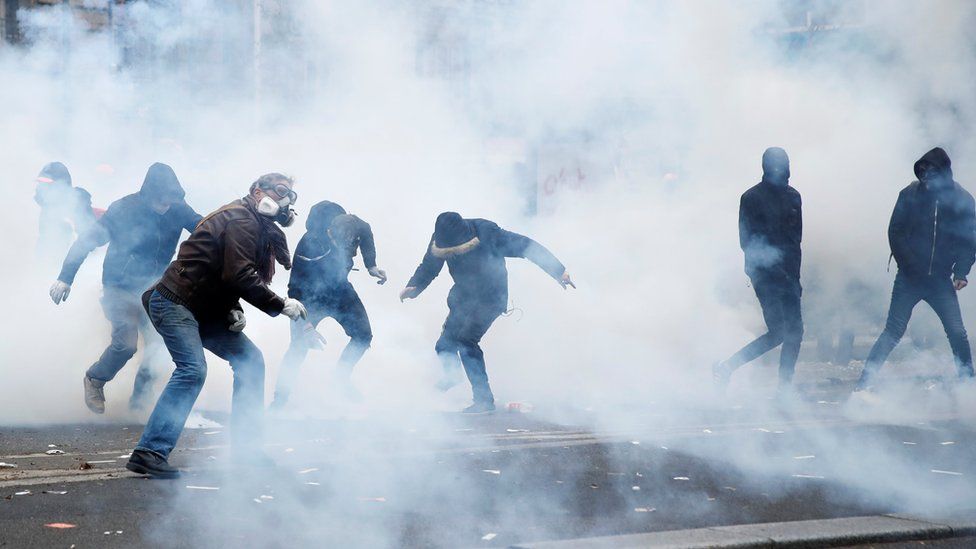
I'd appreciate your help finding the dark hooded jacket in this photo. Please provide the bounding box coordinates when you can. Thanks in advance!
[35,162,96,247]
[155,195,291,320]
[739,148,803,281]
[288,202,377,302]
[58,163,201,292]
[889,147,976,281]
[406,217,566,314]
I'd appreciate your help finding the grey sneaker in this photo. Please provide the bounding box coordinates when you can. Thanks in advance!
[84,376,106,414]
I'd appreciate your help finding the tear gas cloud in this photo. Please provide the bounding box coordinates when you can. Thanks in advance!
[1,0,976,542]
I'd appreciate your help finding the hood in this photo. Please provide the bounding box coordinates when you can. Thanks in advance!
[434,211,475,248]
[37,162,72,186]
[306,200,347,234]
[913,147,953,183]
[761,147,790,185]
[139,163,186,203]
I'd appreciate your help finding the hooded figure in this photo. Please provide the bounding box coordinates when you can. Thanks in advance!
[714,148,804,394]
[51,163,203,414]
[401,212,574,414]
[271,202,387,409]
[857,147,976,390]
[34,161,96,260]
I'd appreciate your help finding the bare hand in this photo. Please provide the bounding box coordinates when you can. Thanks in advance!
[399,286,419,302]
[559,272,576,290]
[954,279,968,291]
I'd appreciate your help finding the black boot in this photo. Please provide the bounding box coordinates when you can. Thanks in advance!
[126,449,180,479]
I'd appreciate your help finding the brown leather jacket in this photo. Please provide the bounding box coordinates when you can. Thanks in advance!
[155,196,290,319]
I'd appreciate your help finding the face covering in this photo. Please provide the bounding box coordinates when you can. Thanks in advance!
[257,195,296,226]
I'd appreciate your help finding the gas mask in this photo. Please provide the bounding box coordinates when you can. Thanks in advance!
[257,196,297,227]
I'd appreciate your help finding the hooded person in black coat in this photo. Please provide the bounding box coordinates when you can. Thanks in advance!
[401,212,574,414]
[34,162,96,262]
[856,147,976,390]
[714,147,804,395]
[49,163,202,414]
[270,201,387,408]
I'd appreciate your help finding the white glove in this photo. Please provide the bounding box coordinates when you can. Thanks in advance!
[368,266,388,285]
[228,309,246,332]
[50,281,71,305]
[282,298,308,321]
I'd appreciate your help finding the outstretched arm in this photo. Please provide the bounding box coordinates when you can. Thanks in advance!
[57,217,111,286]
[402,236,445,301]
[492,225,569,285]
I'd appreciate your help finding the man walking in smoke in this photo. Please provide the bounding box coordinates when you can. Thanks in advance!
[34,161,97,261]
[271,201,387,409]
[856,147,976,391]
[713,147,804,395]
[126,174,307,478]
[400,212,574,414]
[49,163,201,413]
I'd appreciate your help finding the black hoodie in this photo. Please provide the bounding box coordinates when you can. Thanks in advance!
[58,163,202,292]
[406,217,566,314]
[288,201,377,302]
[889,147,976,281]
[34,162,96,248]
[739,148,803,281]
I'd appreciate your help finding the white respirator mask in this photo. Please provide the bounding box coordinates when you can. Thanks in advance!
[257,195,296,227]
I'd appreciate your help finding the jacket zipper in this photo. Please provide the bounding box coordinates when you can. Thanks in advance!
[928,199,939,275]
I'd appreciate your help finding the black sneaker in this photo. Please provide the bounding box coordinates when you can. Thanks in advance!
[126,449,180,479]
[462,401,495,415]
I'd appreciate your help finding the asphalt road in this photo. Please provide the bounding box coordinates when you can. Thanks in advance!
[1,380,975,548]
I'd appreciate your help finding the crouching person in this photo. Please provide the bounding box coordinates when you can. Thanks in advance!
[126,174,307,478]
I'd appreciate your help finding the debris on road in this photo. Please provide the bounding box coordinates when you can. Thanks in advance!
[298,468,318,474]
[931,469,963,476]
[186,486,220,490]
[78,462,93,470]
[15,491,31,496]
[940,441,955,446]
[304,482,320,486]
[0,462,16,468]
[203,431,220,435]
[673,477,690,481]
[634,507,656,513]
[45,449,65,455]
[631,486,640,491]
[903,442,917,445]
[87,460,115,464]
[42,491,68,495]
[791,474,825,479]
[793,455,815,460]
[44,523,77,529]
[118,454,131,459]
[482,469,500,475]
[259,495,274,500]
[481,533,497,541]
[505,429,529,433]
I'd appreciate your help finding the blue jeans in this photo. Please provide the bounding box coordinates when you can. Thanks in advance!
[86,287,164,408]
[135,290,265,459]
[860,271,975,385]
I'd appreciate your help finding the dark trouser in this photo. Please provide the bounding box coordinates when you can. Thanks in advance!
[273,284,373,405]
[436,303,502,404]
[725,274,804,384]
[860,271,974,385]
[86,286,164,407]
[136,290,265,459]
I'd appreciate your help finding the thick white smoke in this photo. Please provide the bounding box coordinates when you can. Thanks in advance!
[1,1,975,543]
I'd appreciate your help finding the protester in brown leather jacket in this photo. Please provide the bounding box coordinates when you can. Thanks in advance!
[126,173,307,478]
